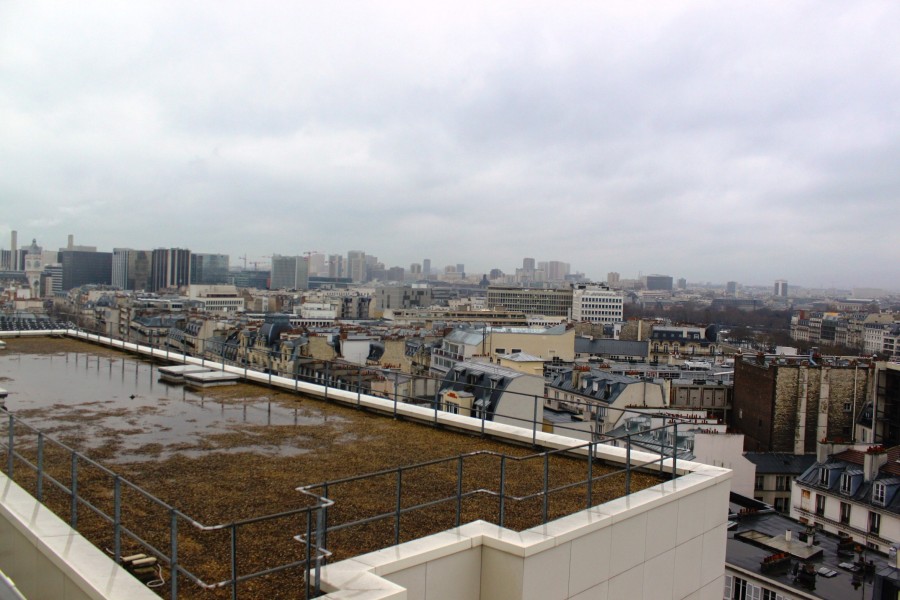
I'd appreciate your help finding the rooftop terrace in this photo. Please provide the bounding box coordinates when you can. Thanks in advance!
[0,334,691,599]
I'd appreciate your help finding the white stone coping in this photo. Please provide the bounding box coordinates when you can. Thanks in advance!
[0,472,159,600]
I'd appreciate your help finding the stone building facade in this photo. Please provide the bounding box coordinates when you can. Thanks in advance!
[732,355,874,453]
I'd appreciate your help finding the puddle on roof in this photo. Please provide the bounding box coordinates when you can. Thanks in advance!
[0,351,347,462]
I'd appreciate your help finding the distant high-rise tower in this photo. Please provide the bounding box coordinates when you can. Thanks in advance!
[307,253,326,276]
[271,255,309,290]
[347,250,367,283]
[191,253,230,285]
[606,272,620,285]
[726,281,737,296]
[150,248,191,292]
[422,259,431,279]
[10,230,18,271]
[774,279,788,297]
[328,254,344,279]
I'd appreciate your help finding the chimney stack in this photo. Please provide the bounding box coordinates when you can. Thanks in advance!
[864,448,888,482]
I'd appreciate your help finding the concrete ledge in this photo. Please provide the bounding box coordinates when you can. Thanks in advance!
[318,465,733,599]
[0,472,158,600]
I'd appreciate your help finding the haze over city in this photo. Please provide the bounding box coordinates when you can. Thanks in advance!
[1,1,898,289]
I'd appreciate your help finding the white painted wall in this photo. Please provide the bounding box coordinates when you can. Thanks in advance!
[692,433,756,497]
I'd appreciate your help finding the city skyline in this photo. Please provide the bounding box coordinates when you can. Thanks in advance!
[1,2,898,289]
[4,228,899,293]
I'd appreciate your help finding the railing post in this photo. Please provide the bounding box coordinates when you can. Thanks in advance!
[70,453,78,528]
[230,525,238,600]
[393,372,399,418]
[625,434,632,495]
[315,504,326,596]
[532,395,539,446]
[499,456,506,527]
[672,422,678,481]
[357,370,362,408]
[395,468,403,545]
[455,456,463,527]
[542,451,550,523]
[304,508,313,600]
[324,363,329,402]
[114,476,122,562]
[6,414,14,477]
[321,482,330,551]
[586,442,593,509]
[659,427,666,474]
[36,432,43,501]
[170,509,179,599]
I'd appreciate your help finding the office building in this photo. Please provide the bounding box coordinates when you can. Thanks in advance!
[60,250,113,291]
[347,251,366,283]
[487,285,573,317]
[190,253,229,285]
[270,255,309,290]
[150,248,191,292]
[774,279,788,297]
[645,274,673,291]
[571,284,624,324]
[328,254,344,279]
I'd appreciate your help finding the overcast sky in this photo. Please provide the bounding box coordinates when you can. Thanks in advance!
[1,1,898,289]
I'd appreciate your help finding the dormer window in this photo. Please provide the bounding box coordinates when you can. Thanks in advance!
[873,482,886,506]
[819,467,830,486]
[840,473,853,495]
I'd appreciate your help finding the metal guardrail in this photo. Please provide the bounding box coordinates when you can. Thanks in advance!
[300,423,680,557]
[1,412,332,600]
[32,321,714,448]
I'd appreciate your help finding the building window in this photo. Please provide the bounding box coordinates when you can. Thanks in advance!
[755,475,764,491]
[869,511,881,535]
[818,467,830,486]
[725,575,763,600]
[776,476,790,492]
[840,502,851,525]
[774,497,788,513]
[840,473,853,495]
[873,482,886,506]
[815,494,826,516]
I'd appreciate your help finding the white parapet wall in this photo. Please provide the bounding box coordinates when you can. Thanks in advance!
[0,472,159,600]
[317,458,731,600]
